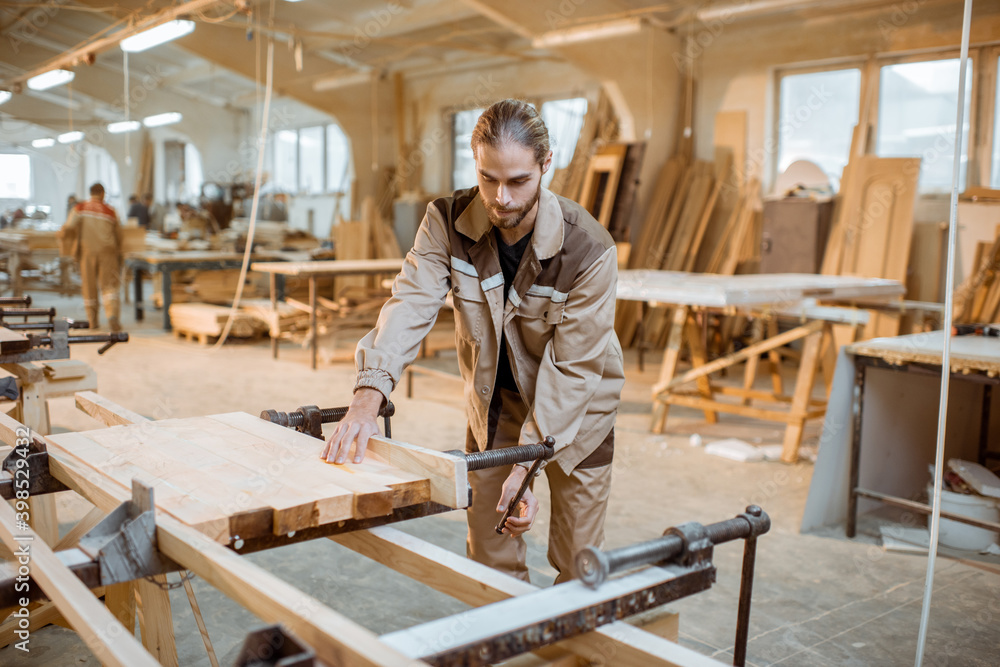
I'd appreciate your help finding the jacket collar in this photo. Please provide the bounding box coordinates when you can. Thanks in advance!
[454,186,564,261]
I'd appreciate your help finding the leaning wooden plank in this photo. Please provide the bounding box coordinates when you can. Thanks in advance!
[0,500,159,666]
[44,445,423,667]
[365,436,468,509]
[75,390,149,426]
[336,527,723,667]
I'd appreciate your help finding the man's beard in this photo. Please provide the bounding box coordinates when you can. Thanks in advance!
[483,185,541,230]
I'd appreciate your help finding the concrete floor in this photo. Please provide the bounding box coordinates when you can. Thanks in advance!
[1,290,998,666]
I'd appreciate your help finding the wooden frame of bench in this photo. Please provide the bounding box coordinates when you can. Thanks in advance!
[0,392,727,666]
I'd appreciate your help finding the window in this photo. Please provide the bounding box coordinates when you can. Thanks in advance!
[541,97,588,188]
[326,124,351,192]
[776,68,861,189]
[272,130,298,193]
[992,55,1000,189]
[0,154,31,199]
[298,126,324,194]
[452,108,484,191]
[876,58,973,194]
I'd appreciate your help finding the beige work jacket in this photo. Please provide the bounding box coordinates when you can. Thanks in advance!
[356,187,624,473]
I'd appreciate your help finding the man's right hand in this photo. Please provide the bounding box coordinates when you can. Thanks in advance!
[321,388,384,465]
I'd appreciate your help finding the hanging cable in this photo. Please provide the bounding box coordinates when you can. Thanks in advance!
[123,49,131,166]
[211,0,275,350]
[914,1,974,665]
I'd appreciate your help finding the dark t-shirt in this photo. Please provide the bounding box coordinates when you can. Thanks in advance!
[494,228,533,394]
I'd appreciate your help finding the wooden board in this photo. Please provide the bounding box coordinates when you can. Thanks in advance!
[53,400,468,539]
[0,327,30,354]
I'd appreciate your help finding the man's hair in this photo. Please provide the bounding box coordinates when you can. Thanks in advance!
[471,99,550,166]
[89,183,105,197]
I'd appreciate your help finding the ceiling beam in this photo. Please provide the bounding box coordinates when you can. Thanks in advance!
[0,0,239,91]
[458,0,534,39]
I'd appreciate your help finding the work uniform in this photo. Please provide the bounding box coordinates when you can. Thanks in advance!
[355,186,624,583]
[62,198,123,331]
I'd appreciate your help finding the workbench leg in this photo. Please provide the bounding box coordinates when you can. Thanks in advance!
[161,269,173,330]
[780,328,823,463]
[10,251,23,297]
[978,384,993,466]
[767,317,784,395]
[846,359,867,538]
[821,324,838,397]
[270,272,279,360]
[136,576,179,667]
[105,582,136,635]
[16,385,59,546]
[309,276,318,370]
[684,314,717,424]
[134,268,144,322]
[650,307,688,434]
[742,318,765,406]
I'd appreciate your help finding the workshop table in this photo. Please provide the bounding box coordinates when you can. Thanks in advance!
[250,258,404,369]
[0,230,73,297]
[616,271,905,462]
[125,251,302,330]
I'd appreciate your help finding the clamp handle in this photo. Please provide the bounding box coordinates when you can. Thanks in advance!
[494,436,555,535]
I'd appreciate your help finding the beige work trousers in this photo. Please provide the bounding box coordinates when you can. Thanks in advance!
[465,389,613,585]
[80,249,121,328]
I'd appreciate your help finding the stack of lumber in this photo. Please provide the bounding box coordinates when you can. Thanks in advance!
[168,303,267,343]
[240,298,310,334]
[229,220,321,252]
[953,228,1000,324]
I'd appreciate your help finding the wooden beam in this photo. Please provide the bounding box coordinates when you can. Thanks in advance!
[365,436,468,509]
[335,527,726,667]
[75,391,150,426]
[656,320,823,394]
[0,500,158,666]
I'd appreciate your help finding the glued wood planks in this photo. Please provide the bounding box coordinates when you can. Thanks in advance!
[47,409,463,542]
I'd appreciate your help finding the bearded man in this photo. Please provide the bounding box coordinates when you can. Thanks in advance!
[323,99,624,584]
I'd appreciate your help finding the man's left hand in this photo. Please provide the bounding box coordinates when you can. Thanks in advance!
[496,465,539,537]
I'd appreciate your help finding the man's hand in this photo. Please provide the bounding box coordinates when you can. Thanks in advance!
[321,388,383,464]
[496,465,539,537]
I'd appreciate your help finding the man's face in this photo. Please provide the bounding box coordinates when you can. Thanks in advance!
[475,142,551,230]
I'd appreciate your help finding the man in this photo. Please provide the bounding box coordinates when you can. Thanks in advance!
[323,99,624,584]
[61,183,123,332]
[127,193,151,228]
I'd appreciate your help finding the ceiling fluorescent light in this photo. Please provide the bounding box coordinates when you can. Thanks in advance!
[108,120,141,134]
[31,138,55,148]
[531,18,642,49]
[120,20,195,53]
[57,131,84,144]
[143,111,182,127]
[313,71,375,92]
[27,69,75,91]
[0,91,11,106]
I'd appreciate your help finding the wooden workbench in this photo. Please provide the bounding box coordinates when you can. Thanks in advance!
[0,393,724,667]
[125,250,308,330]
[616,271,905,462]
[251,259,405,369]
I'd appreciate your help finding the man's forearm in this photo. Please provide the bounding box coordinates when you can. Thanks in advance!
[351,387,385,417]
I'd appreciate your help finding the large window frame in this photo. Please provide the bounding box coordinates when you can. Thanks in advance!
[773,45,1000,196]
[772,60,866,192]
[267,124,352,196]
[869,48,980,196]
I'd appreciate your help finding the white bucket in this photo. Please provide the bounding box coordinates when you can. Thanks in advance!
[927,484,1000,551]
